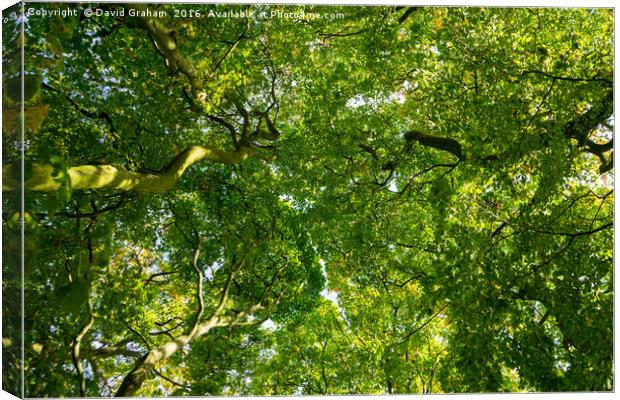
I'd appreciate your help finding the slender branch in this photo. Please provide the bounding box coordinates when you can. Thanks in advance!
[400,305,447,343]
[256,267,283,306]
[210,20,249,77]
[531,236,576,274]
[521,69,613,86]
[43,82,118,137]
[321,28,368,40]
[148,322,183,337]
[298,17,367,40]
[384,272,426,288]
[525,78,556,129]
[154,317,183,327]
[589,191,612,230]
[62,195,126,219]
[526,222,612,238]
[71,291,95,397]
[153,368,191,390]
[391,162,458,196]
[188,243,205,339]
[143,270,181,286]
[209,259,243,320]
[320,339,330,394]
[125,324,151,351]
[206,114,240,148]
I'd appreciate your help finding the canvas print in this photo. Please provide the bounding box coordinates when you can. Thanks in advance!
[1,1,614,397]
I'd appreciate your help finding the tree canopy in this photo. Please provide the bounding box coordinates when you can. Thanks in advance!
[2,3,614,397]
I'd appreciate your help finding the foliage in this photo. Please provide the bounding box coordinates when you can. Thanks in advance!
[1,3,613,396]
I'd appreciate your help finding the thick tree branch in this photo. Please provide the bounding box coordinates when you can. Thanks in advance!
[358,142,379,159]
[115,258,245,397]
[3,145,254,192]
[404,130,463,160]
[397,7,419,25]
[115,299,264,396]
[402,89,613,172]
[563,90,614,172]
[134,8,201,92]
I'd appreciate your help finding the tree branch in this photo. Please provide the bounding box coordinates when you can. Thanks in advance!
[143,270,181,286]
[153,368,191,390]
[400,305,447,343]
[397,7,419,25]
[563,90,614,171]
[135,7,201,92]
[521,69,613,86]
[89,339,143,359]
[526,222,612,238]
[115,257,245,397]
[71,291,95,397]
[404,130,463,159]
[188,243,205,339]
[3,145,255,192]
[61,195,126,219]
[401,88,613,173]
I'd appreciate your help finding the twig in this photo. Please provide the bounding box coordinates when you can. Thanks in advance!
[400,305,447,343]
[143,270,181,286]
[153,368,191,389]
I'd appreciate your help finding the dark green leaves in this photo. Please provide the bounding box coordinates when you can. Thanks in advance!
[56,279,89,315]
